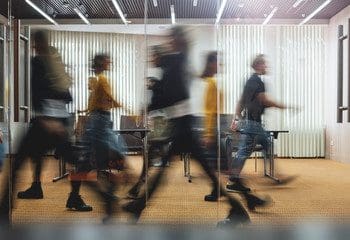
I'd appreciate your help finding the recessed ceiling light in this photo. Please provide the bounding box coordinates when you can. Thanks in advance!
[238,3,244,8]
[302,13,305,17]
[193,0,198,7]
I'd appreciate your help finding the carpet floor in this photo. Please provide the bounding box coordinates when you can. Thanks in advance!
[2,156,350,226]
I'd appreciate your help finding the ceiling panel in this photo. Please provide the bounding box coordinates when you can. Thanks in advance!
[0,1,8,18]
[10,0,350,21]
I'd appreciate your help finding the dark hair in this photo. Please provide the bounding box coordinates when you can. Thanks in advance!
[251,54,266,70]
[201,51,217,78]
[92,54,110,70]
[169,26,189,54]
[34,30,49,44]
[33,30,49,53]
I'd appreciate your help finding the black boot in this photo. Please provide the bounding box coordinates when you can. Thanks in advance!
[122,199,146,222]
[217,208,250,228]
[17,182,43,199]
[226,178,251,193]
[246,193,272,211]
[66,193,93,211]
[204,189,218,202]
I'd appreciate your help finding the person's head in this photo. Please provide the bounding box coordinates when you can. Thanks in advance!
[92,54,111,73]
[201,51,217,78]
[150,45,165,67]
[251,54,267,75]
[33,30,49,55]
[168,26,189,54]
[146,77,158,90]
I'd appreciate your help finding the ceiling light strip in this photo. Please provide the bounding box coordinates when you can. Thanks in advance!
[215,0,227,24]
[73,7,91,25]
[262,7,278,25]
[299,0,332,25]
[293,0,304,8]
[111,0,128,25]
[25,0,58,26]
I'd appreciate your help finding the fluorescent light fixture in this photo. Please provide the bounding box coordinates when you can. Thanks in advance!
[25,0,58,26]
[293,0,304,8]
[215,0,227,24]
[262,7,278,25]
[74,7,91,25]
[193,0,198,7]
[170,5,176,24]
[153,0,158,7]
[111,0,127,25]
[299,0,332,25]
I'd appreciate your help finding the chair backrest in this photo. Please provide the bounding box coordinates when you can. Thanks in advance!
[120,115,143,152]
[219,114,234,132]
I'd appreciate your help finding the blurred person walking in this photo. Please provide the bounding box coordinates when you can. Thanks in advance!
[75,54,129,223]
[123,27,251,227]
[0,30,92,224]
[228,54,295,196]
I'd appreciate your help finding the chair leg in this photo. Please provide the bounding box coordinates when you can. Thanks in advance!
[187,154,192,183]
[255,152,257,172]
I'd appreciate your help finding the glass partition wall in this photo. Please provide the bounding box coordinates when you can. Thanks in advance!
[2,0,329,227]
[3,0,223,226]
[143,0,219,225]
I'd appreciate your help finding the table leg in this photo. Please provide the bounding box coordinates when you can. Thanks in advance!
[52,158,69,182]
[264,134,280,182]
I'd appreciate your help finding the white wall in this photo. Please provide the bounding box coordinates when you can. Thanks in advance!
[325,6,350,162]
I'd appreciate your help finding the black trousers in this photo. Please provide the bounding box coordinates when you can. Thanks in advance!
[136,115,249,217]
[0,117,80,222]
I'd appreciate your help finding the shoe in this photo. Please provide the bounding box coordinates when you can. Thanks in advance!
[204,194,218,202]
[226,181,251,193]
[17,182,43,199]
[122,199,145,222]
[217,209,250,228]
[101,191,118,219]
[66,193,93,211]
[246,193,272,211]
[204,190,218,202]
[152,161,170,167]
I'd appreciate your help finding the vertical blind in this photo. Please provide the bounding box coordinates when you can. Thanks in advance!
[49,31,144,128]
[49,26,325,157]
[218,25,325,157]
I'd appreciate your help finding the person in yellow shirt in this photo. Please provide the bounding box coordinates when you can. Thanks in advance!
[202,51,222,147]
[74,54,127,223]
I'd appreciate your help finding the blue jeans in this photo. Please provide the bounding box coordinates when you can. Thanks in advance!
[230,120,271,180]
[83,111,126,169]
[0,143,4,169]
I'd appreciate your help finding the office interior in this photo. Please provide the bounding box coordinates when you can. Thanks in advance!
[0,0,349,229]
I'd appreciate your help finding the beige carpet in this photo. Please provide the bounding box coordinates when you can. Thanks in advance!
[3,156,350,225]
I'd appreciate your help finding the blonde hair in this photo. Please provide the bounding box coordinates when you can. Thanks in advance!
[251,54,266,70]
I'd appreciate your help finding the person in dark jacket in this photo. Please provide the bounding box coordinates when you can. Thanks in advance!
[0,30,91,224]
[123,26,250,227]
